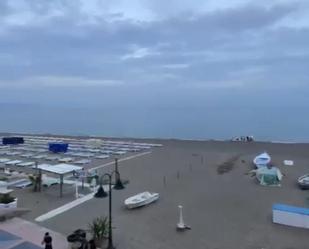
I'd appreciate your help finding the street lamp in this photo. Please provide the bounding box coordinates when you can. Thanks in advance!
[113,158,125,190]
[94,170,125,249]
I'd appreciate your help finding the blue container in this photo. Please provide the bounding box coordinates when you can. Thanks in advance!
[2,137,24,145]
[49,143,69,153]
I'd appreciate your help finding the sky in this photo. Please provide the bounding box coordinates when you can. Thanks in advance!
[0,0,309,139]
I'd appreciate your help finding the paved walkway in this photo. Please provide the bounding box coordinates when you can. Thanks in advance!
[35,185,108,222]
[91,151,151,170]
[34,151,152,222]
[1,217,67,249]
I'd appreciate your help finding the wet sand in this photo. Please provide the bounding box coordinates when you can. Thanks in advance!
[3,135,309,249]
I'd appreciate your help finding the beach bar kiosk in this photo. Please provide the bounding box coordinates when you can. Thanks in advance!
[49,142,69,153]
[2,137,24,145]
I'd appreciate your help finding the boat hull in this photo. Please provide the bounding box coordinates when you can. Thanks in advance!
[253,152,271,168]
[125,192,159,209]
[298,175,309,190]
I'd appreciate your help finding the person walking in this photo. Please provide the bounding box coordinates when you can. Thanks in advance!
[88,239,96,249]
[41,232,53,249]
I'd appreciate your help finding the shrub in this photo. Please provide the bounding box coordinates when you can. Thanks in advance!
[28,174,41,192]
[0,194,15,204]
[88,216,109,241]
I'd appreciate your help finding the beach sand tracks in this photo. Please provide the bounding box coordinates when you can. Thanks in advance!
[217,155,242,175]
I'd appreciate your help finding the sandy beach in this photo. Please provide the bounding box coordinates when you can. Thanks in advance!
[2,136,309,249]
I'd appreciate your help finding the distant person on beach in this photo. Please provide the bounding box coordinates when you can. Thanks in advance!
[41,232,53,249]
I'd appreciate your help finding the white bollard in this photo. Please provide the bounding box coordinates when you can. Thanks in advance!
[91,178,97,193]
[75,180,79,199]
[177,205,185,229]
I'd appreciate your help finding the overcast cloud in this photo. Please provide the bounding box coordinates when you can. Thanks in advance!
[0,0,308,91]
[0,0,309,139]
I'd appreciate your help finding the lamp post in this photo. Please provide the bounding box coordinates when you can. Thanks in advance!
[114,158,119,182]
[94,170,125,249]
[113,158,125,189]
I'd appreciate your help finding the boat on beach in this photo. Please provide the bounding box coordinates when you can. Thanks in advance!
[253,152,271,168]
[231,136,254,142]
[125,191,159,209]
[298,174,309,190]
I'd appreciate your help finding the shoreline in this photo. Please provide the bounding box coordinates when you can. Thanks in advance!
[1,131,309,145]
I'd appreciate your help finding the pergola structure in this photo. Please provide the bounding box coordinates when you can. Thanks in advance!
[36,163,83,197]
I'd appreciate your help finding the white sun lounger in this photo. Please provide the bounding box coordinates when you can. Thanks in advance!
[14,146,28,151]
[87,149,101,153]
[21,148,33,152]
[126,148,141,152]
[58,157,74,163]
[14,179,33,188]
[21,153,35,158]
[0,158,11,163]
[5,151,22,156]
[100,150,113,154]
[117,148,131,152]
[112,151,126,155]
[0,145,10,149]
[95,155,109,159]
[31,163,51,169]
[42,175,59,187]
[5,160,23,166]
[17,161,36,167]
[34,149,48,153]
[76,153,94,158]
[32,154,48,159]
[74,159,91,165]
[45,156,60,161]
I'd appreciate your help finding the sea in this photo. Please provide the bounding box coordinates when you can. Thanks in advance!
[1,85,308,142]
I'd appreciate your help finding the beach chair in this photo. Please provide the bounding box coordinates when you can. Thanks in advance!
[42,174,59,187]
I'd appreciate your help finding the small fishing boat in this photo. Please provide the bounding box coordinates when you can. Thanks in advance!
[253,152,271,168]
[125,191,159,209]
[231,136,254,142]
[298,174,309,190]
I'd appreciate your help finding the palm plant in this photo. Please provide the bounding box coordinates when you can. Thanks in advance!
[88,216,109,247]
[0,194,15,204]
[28,174,41,192]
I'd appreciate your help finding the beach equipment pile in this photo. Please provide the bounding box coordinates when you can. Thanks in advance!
[254,166,283,186]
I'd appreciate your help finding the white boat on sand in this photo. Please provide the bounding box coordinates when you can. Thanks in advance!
[125,191,159,209]
[298,174,309,190]
[253,152,271,168]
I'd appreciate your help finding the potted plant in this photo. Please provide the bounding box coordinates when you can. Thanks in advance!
[88,216,109,247]
[0,191,17,209]
[28,174,41,192]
